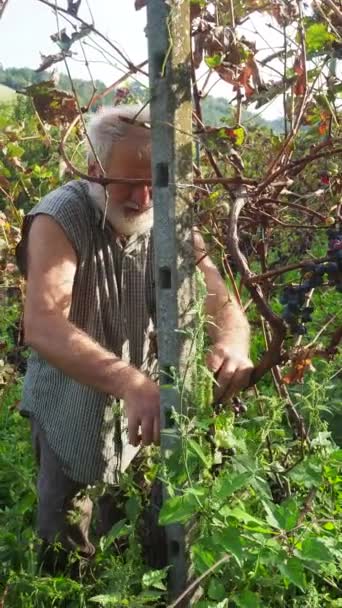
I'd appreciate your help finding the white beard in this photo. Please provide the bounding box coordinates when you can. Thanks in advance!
[87,182,153,237]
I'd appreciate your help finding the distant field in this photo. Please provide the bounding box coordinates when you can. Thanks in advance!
[0,84,16,102]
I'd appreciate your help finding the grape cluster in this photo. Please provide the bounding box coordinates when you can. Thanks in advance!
[327,229,342,287]
[280,284,312,335]
[280,228,342,335]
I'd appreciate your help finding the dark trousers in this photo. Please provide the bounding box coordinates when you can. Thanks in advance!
[30,417,124,575]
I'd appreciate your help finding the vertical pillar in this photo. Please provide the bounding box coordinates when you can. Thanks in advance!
[147,0,196,602]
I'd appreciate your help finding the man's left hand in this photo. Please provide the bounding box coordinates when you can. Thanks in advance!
[207,342,253,404]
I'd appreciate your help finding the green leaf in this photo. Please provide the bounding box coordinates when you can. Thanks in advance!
[90,591,162,606]
[16,491,36,514]
[100,519,130,551]
[125,495,141,522]
[159,493,198,525]
[329,449,342,463]
[278,558,306,591]
[288,458,323,487]
[205,54,222,69]
[192,541,218,571]
[136,590,164,603]
[311,431,333,448]
[213,527,243,564]
[142,569,167,591]
[5,142,25,158]
[306,23,334,53]
[188,438,210,468]
[214,472,252,501]
[263,498,299,531]
[301,537,333,562]
[89,594,126,606]
[250,475,272,499]
[221,504,272,531]
[234,590,261,608]
[208,578,226,601]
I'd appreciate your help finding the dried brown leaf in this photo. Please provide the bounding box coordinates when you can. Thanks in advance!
[24,80,78,126]
[67,0,81,16]
[135,0,146,9]
[35,51,72,73]
[0,175,11,191]
[283,349,314,385]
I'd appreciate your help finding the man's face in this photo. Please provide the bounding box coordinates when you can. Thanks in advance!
[89,126,153,236]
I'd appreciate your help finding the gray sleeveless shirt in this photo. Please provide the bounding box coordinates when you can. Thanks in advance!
[17,180,157,484]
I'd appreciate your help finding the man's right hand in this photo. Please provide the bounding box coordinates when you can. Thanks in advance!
[123,374,160,447]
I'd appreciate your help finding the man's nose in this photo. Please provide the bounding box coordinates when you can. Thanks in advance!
[131,185,151,209]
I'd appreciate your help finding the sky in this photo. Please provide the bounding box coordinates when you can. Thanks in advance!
[0,0,286,119]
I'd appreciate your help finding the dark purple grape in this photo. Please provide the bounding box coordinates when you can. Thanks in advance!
[282,309,296,322]
[300,281,311,293]
[309,275,323,287]
[316,264,327,275]
[232,397,247,415]
[330,240,342,252]
[325,262,338,273]
[288,301,301,313]
[294,324,307,335]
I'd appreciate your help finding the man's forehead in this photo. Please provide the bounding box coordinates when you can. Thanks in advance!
[108,134,152,178]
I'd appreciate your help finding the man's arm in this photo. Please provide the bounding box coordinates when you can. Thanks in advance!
[194,230,253,402]
[24,214,159,446]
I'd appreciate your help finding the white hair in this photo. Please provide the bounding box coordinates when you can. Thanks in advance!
[86,104,150,167]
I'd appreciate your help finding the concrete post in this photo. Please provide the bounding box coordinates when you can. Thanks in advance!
[147,0,196,602]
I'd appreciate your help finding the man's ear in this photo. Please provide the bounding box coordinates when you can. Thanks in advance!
[88,161,102,177]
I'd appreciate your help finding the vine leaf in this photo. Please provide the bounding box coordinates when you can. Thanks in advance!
[213,527,243,564]
[159,492,200,525]
[301,537,333,562]
[233,590,261,608]
[262,498,299,531]
[278,558,306,591]
[213,471,252,500]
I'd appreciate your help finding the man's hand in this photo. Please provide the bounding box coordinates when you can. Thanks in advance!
[207,342,253,403]
[123,374,160,447]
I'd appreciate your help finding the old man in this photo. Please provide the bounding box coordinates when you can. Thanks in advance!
[16,105,252,572]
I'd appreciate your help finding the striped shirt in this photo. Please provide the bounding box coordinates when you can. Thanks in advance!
[16,180,157,484]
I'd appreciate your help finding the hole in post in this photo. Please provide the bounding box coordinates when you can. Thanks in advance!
[170,540,180,556]
[165,407,174,428]
[154,52,165,76]
[155,162,169,187]
[162,365,173,380]
[159,267,171,289]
